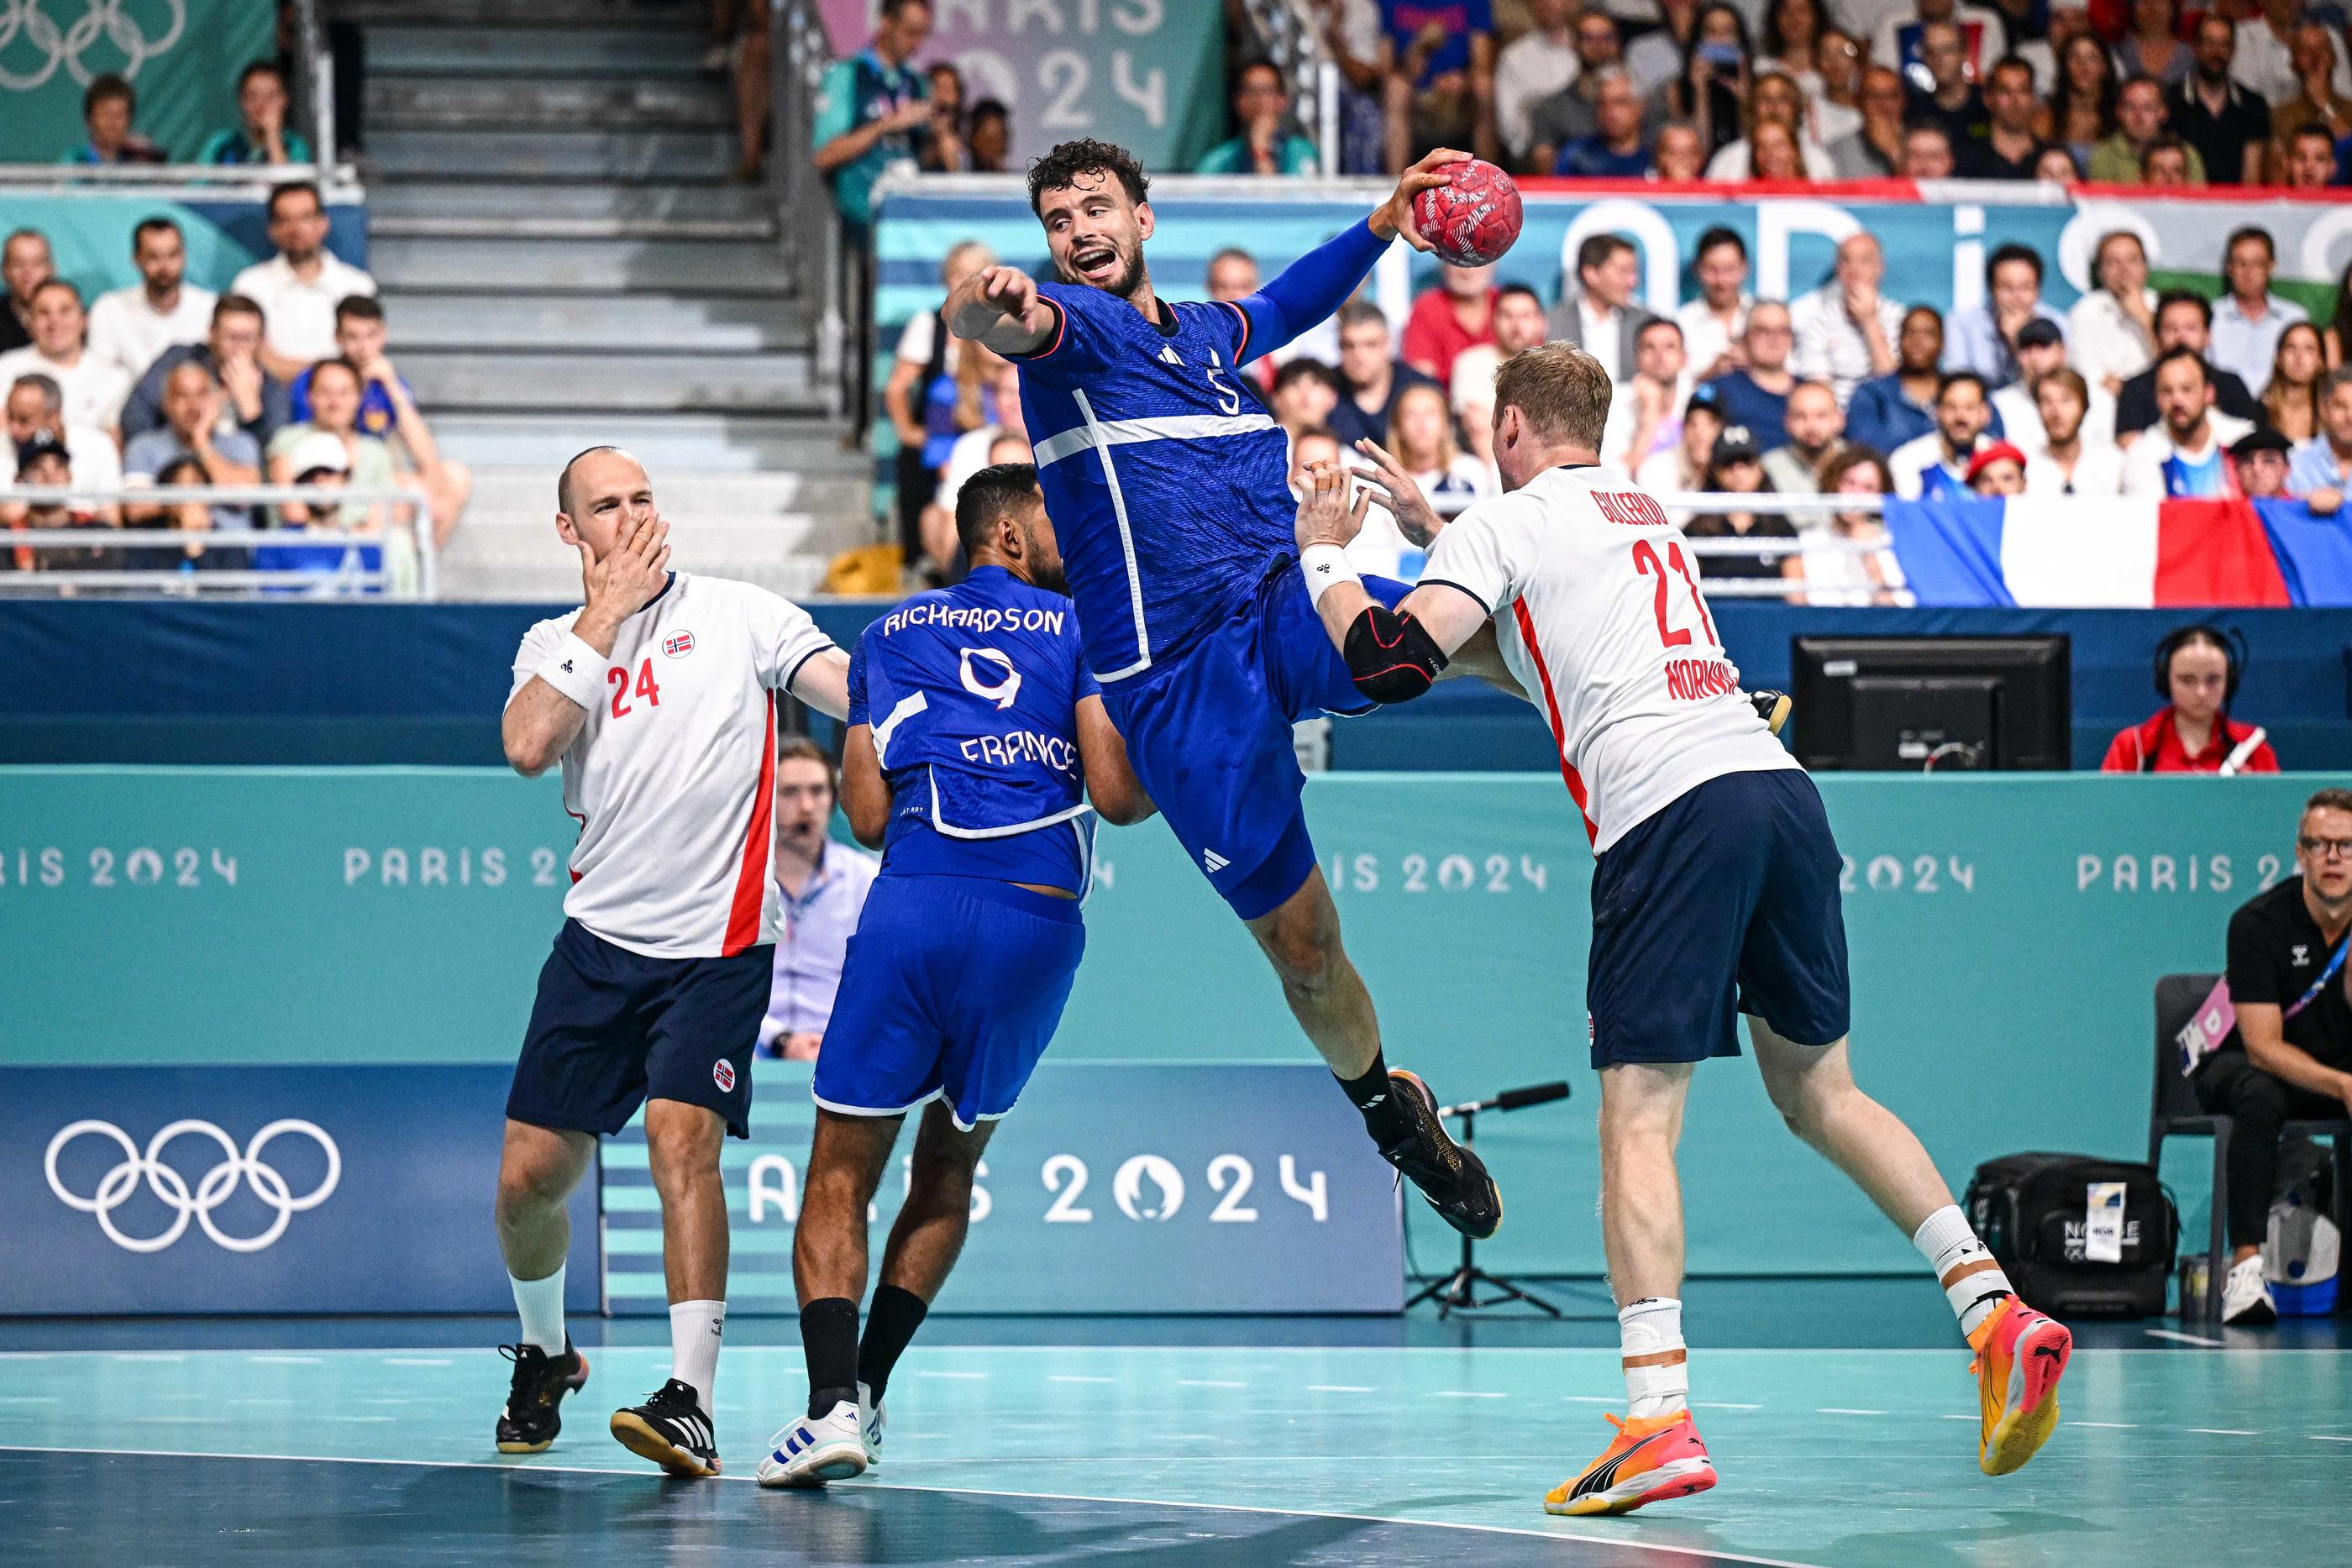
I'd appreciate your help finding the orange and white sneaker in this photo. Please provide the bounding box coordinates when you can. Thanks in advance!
[1970,1296,2072,1476]
[1544,1409,1717,1516]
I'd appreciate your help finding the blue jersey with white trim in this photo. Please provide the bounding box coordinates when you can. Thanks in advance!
[1015,281,1296,679]
[847,565,1100,893]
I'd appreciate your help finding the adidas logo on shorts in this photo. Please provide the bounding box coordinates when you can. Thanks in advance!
[1202,848,1229,873]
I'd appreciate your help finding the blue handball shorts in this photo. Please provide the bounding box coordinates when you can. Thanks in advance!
[1099,564,1408,920]
[1586,768,1852,1069]
[811,873,1085,1130]
[507,918,770,1140]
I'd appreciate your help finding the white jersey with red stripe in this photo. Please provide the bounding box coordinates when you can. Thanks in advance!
[1419,462,1798,851]
[507,572,837,958]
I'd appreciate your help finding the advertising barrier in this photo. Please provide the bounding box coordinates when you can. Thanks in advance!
[604,1062,1404,1315]
[0,1064,600,1315]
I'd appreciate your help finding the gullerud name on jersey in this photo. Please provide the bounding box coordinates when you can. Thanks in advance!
[1592,490,1672,527]
[879,602,1071,638]
[960,730,1079,772]
[1664,658,1740,702]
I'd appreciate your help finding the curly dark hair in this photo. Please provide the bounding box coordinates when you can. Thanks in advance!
[1026,139,1150,215]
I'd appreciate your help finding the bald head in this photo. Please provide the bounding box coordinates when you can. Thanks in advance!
[555,446,657,557]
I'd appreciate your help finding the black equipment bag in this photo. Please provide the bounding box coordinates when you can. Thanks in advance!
[1964,1152,2178,1318]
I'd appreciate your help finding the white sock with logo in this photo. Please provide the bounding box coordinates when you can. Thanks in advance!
[1619,1297,1688,1419]
[670,1299,726,1416]
[1913,1204,2013,1337]
[509,1265,565,1356]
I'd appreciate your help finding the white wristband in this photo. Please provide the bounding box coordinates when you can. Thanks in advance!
[1300,543,1360,610]
[534,632,607,711]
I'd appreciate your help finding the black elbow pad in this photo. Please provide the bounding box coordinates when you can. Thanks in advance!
[1344,605,1448,704]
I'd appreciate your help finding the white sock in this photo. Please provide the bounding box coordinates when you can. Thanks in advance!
[1913,1204,2013,1337]
[669,1299,726,1416]
[1619,1297,1688,1419]
[509,1266,565,1355]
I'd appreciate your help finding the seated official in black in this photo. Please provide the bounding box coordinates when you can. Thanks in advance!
[2193,788,2352,1325]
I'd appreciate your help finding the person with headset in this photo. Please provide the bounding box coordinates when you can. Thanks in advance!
[2099,625,2279,774]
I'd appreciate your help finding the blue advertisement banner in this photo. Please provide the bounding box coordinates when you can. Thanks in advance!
[0,1065,598,1315]
[602,1062,1404,1315]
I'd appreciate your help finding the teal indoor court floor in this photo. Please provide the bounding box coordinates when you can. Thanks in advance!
[3,1286,2347,1568]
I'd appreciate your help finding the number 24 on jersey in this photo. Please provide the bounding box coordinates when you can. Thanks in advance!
[606,658,662,718]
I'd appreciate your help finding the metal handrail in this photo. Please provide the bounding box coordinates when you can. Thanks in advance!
[2,480,437,597]
[293,0,332,175]
[774,0,841,413]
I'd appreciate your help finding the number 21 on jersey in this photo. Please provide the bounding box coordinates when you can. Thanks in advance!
[1631,538,1717,650]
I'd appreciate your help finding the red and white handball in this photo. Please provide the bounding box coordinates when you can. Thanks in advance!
[1410,159,1523,268]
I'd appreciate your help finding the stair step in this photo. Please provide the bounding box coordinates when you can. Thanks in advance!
[373,213,773,242]
[370,127,736,181]
[379,289,800,353]
[370,234,790,294]
[365,24,706,76]
[403,348,819,414]
[428,412,863,474]
[370,176,769,226]
[368,75,732,131]
[345,0,701,30]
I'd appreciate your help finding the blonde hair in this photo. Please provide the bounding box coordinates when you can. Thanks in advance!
[1494,343,1614,448]
[1386,381,1459,471]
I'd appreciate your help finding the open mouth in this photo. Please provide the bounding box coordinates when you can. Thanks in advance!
[1070,245,1119,285]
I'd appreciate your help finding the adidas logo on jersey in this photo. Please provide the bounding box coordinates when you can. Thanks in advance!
[1158,344,1182,365]
[1202,848,1229,873]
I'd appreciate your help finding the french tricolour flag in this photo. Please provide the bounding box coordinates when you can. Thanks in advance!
[1882,496,2344,607]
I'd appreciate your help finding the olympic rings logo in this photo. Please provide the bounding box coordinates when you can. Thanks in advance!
[44,1119,341,1254]
[0,0,187,94]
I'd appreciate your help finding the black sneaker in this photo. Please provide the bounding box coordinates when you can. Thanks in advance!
[496,1340,588,1454]
[610,1377,721,1477]
[1378,1068,1502,1240]
[1750,689,1793,737]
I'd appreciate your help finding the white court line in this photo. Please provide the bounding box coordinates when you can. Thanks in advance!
[1434,1391,1509,1398]
[1937,1414,1977,1422]
[2312,1434,2352,1443]
[0,1444,1831,1568]
[1815,1408,1885,1416]
[2143,1329,2226,1347]
[2187,1428,2259,1436]
[0,1398,57,1404]
[1562,1395,1617,1403]
[1175,1380,1246,1388]
[2074,1422,2139,1429]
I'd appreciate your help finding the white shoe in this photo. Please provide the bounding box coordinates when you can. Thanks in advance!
[858,1381,885,1467]
[756,1399,867,1487]
[2220,1255,2277,1325]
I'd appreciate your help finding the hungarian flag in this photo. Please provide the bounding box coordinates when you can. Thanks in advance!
[1883,495,2314,606]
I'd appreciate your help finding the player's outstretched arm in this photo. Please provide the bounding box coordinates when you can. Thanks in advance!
[838,722,891,849]
[1074,695,1157,826]
[502,511,672,776]
[1234,149,1471,363]
[944,265,1056,356]
[788,648,852,721]
[1294,461,1488,705]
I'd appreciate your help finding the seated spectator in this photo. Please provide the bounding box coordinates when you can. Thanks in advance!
[1649,384,1724,496]
[1879,0,2005,87]
[0,281,130,432]
[5,373,121,500]
[87,219,215,383]
[1790,233,1902,406]
[1758,0,1829,100]
[2024,367,2127,496]
[760,737,879,1061]
[199,61,313,165]
[1526,9,1635,171]
[1549,234,1660,385]
[2102,624,2277,772]
[2123,349,2256,497]
[2040,33,2118,166]
[2069,230,2159,398]
[1958,56,2052,177]
[2269,25,2352,173]
[2169,15,2269,186]
[2035,146,2083,182]
[266,361,396,552]
[1205,246,1260,310]
[133,454,237,577]
[1685,427,1795,581]
[2192,788,2352,1325]
[255,430,380,585]
[2090,76,2207,181]
[2141,134,2202,184]
[1965,440,2029,494]
[120,295,289,450]
[1557,70,1655,175]
[1945,244,2067,391]
[2018,1,2093,97]
[1704,71,1834,177]
[291,296,470,546]
[1904,21,1991,147]
[2231,427,2297,500]
[1792,445,1908,605]
[1677,226,1751,383]
[1828,65,1908,175]
[1197,60,1321,174]
[1496,0,1578,167]
[1387,379,1490,513]
[1809,28,1867,145]
[2,434,118,577]
[1721,117,1812,179]
[918,340,1006,543]
[2117,291,2267,438]
[1404,261,1496,389]
[2279,123,2341,188]
[883,240,993,555]
[1659,3,1752,159]
[1450,283,1546,427]
[1848,305,1946,456]
[967,98,1011,173]
[1651,118,1710,179]
[1602,317,1691,479]
[1378,0,1498,175]
[2262,323,2326,445]
[1890,370,1992,497]
[2114,0,2192,86]
[1900,121,1960,176]
[1989,318,2110,450]
[1762,380,1845,495]
[122,361,263,530]
[1273,357,1343,446]
[63,74,164,165]
[2286,367,2352,506]
[229,182,380,380]
[0,228,49,355]
[2213,228,2307,399]
[918,62,967,171]
[1330,301,1439,448]
[1700,301,1798,443]
[924,426,1032,585]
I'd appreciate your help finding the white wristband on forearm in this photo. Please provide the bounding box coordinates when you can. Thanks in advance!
[1300,543,1360,611]
[534,632,607,711]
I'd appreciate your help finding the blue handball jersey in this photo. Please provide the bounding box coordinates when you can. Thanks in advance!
[1015,281,1298,681]
[848,565,1100,894]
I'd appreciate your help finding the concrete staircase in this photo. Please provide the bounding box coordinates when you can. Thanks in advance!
[351,0,869,600]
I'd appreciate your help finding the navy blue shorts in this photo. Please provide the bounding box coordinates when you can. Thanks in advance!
[1100,566,1406,920]
[811,873,1084,1130]
[508,919,770,1139]
[1587,768,1851,1068]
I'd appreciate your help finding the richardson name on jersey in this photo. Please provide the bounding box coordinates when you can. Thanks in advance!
[879,602,1071,638]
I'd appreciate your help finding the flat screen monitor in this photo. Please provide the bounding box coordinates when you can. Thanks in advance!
[1789,637,2071,771]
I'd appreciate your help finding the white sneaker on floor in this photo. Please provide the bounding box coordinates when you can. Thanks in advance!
[858,1381,885,1467]
[757,1399,867,1487]
[2220,1255,2277,1325]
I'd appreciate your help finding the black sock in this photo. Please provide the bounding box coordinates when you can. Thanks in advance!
[800,1297,859,1419]
[1336,1048,1409,1145]
[857,1284,931,1403]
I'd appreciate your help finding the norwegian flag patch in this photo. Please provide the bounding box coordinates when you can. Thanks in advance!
[664,632,696,658]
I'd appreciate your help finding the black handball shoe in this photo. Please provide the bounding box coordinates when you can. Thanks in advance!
[1378,1068,1503,1240]
[496,1340,589,1454]
[611,1377,721,1477]
[1751,689,1793,737]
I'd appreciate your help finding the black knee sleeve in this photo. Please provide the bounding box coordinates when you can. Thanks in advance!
[1343,605,1448,704]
